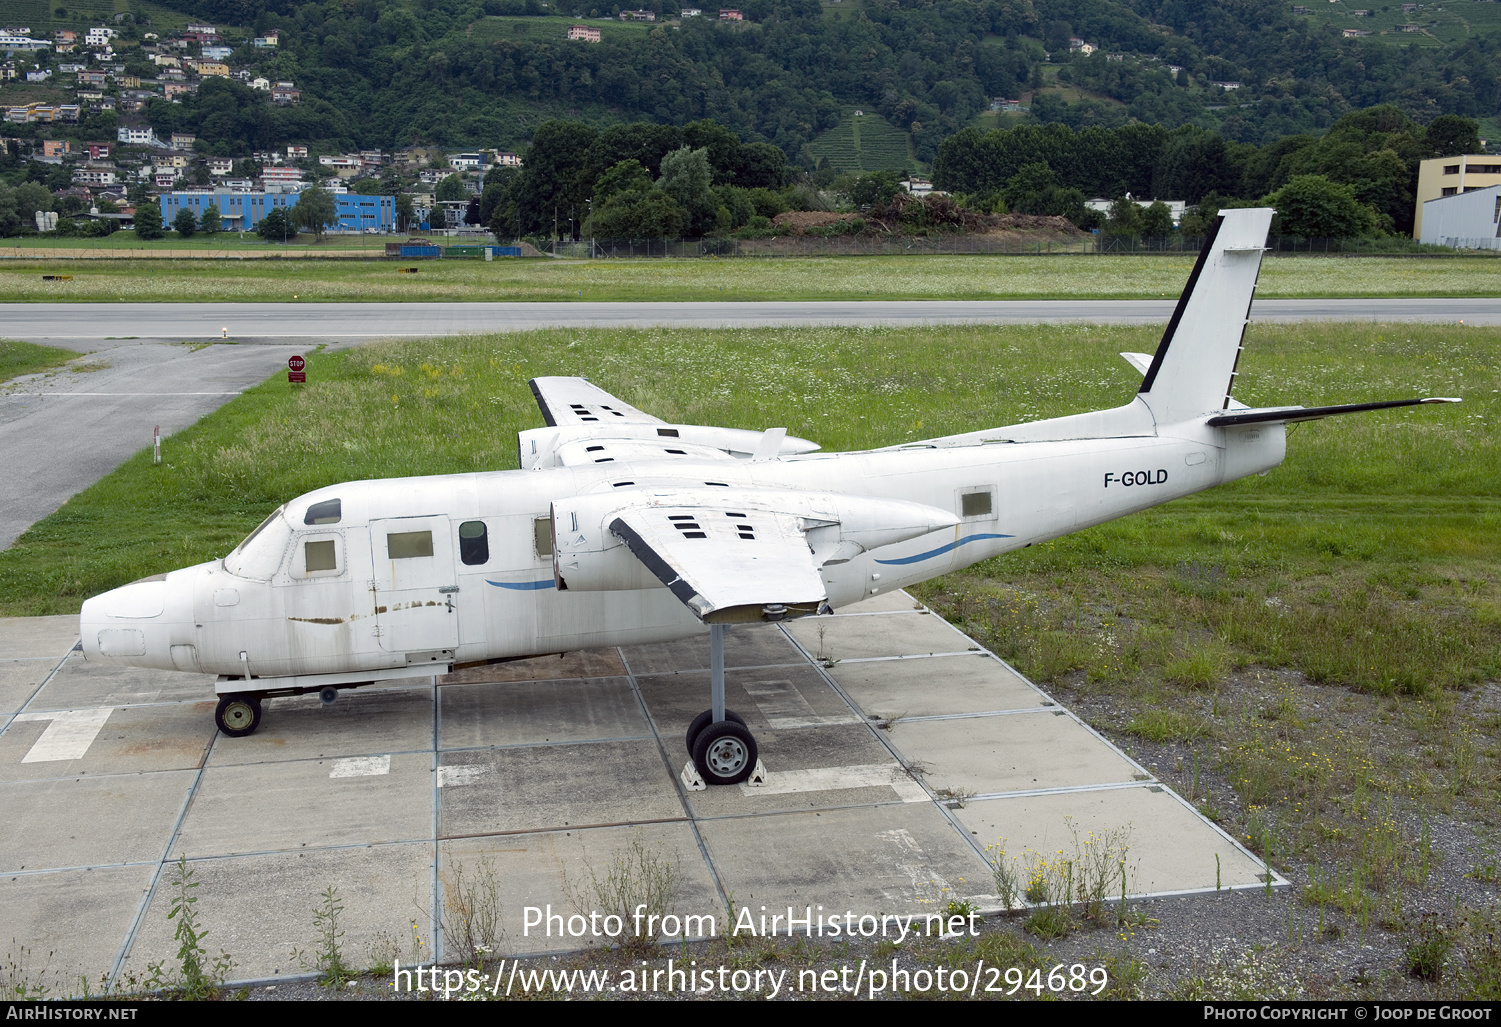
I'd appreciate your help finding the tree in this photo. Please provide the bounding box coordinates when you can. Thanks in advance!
[1103,196,1142,237]
[1266,176,1377,239]
[257,206,294,242]
[1424,115,1481,159]
[1140,200,1175,237]
[395,193,415,233]
[588,190,687,239]
[173,206,197,238]
[656,147,716,237]
[435,174,468,202]
[200,204,222,235]
[134,199,164,240]
[291,186,337,241]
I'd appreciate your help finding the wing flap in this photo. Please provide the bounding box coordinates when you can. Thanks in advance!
[609,506,827,623]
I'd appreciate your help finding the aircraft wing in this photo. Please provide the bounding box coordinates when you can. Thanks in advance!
[529,376,665,427]
[551,487,960,623]
[608,502,828,623]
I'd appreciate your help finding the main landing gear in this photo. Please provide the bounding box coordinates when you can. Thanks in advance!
[685,623,760,786]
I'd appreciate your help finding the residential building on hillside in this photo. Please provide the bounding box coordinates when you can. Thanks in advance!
[566,24,601,41]
[1414,155,1501,237]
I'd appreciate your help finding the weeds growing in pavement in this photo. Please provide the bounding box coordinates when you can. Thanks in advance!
[565,833,676,955]
[292,886,354,990]
[143,856,233,1000]
[442,855,505,967]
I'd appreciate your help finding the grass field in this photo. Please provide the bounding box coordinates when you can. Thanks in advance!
[0,234,395,253]
[2,320,1497,995]
[1294,0,1501,48]
[0,253,1498,302]
[0,339,77,383]
[466,14,656,43]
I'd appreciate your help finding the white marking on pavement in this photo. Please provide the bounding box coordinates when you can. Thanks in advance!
[329,755,390,778]
[437,765,485,787]
[15,708,114,762]
[740,763,928,802]
[742,679,860,729]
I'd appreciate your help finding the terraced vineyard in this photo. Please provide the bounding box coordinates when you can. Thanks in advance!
[804,110,915,173]
[0,0,204,35]
[1293,0,1501,47]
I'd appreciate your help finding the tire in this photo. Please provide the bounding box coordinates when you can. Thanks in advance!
[691,720,758,786]
[685,708,746,753]
[215,693,262,737]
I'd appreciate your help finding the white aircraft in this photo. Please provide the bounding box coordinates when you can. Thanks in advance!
[79,209,1458,785]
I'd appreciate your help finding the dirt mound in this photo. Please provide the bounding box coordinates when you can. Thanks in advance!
[772,211,866,232]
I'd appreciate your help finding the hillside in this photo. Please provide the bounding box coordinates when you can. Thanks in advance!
[803,110,916,174]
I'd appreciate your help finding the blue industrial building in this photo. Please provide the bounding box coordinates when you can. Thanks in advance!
[158,192,396,233]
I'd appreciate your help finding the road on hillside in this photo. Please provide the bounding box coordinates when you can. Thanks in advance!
[1,297,1492,552]
[1,297,1497,349]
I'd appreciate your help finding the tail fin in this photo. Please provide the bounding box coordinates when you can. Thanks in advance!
[1136,208,1274,424]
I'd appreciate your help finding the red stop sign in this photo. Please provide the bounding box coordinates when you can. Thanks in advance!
[288,355,306,372]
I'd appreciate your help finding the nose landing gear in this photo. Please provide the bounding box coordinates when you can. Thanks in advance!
[215,693,262,737]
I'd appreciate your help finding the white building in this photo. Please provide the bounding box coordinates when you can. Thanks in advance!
[1084,196,1188,227]
[1418,184,1501,250]
[116,125,158,145]
[85,27,116,46]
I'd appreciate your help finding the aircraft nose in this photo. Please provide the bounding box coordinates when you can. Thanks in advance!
[80,575,194,670]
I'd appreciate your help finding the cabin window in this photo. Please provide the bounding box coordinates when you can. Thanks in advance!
[459,520,489,565]
[960,489,994,518]
[387,530,434,559]
[305,539,338,572]
[534,517,553,557]
[304,499,341,525]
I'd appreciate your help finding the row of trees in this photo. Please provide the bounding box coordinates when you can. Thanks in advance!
[936,107,1482,236]
[131,188,338,242]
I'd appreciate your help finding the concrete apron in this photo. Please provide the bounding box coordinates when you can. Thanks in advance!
[0,596,1279,991]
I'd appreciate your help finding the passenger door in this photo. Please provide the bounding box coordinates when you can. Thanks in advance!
[369,516,459,656]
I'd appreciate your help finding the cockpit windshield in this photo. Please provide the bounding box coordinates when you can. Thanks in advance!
[223,506,293,580]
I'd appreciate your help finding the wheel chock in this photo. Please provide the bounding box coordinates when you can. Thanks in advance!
[745,758,769,787]
[680,761,706,791]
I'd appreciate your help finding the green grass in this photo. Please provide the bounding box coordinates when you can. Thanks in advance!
[805,110,916,173]
[1293,0,1501,47]
[0,253,1498,302]
[0,339,77,384]
[0,0,235,36]
[1,233,394,252]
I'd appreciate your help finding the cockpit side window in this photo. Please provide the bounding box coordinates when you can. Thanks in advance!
[304,499,342,525]
[224,506,294,580]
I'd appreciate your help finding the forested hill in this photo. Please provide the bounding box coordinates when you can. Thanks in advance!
[147,0,1500,159]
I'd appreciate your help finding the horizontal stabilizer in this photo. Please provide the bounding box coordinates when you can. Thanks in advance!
[1206,397,1460,427]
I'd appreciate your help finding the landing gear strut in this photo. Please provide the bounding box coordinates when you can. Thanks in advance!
[686,623,759,785]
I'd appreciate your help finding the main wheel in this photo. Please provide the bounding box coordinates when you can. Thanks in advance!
[691,720,758,786]
[215,693,262,737]
[685,709,746,753]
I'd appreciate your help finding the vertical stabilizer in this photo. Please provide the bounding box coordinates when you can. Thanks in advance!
[1136,208,1273,424]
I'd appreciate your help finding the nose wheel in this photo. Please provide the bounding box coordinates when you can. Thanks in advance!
[686,624,760,786]
[215,693,262,737]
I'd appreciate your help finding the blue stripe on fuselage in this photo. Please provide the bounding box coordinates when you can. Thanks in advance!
[487,578,555,590]
[873,533,1013,566]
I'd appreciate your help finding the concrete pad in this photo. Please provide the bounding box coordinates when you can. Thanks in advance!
[698,803,994,914]
[954,786,1269,897]
[208,688,434,767]
[0,660,54,715]
[0,703,214,780]
[888,710,1142,797]
[621,624,803,675]
[635,665,861,741]
[827,652,1049,719]
[835,590,927,614]
[438,740,683,837]
[441,822,722,955]
[0,771,194,871]
[441,648,626,685]
[784,612,972,662]
[685,725,908,818]
[176,752,433,857]
[0,616,77,659]
[32,651,214,710]
[119,844,434,982]
[440,677,645,749]
[0,865,155,989]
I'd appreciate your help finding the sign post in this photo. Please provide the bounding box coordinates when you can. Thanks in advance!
[288,354,306,385]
